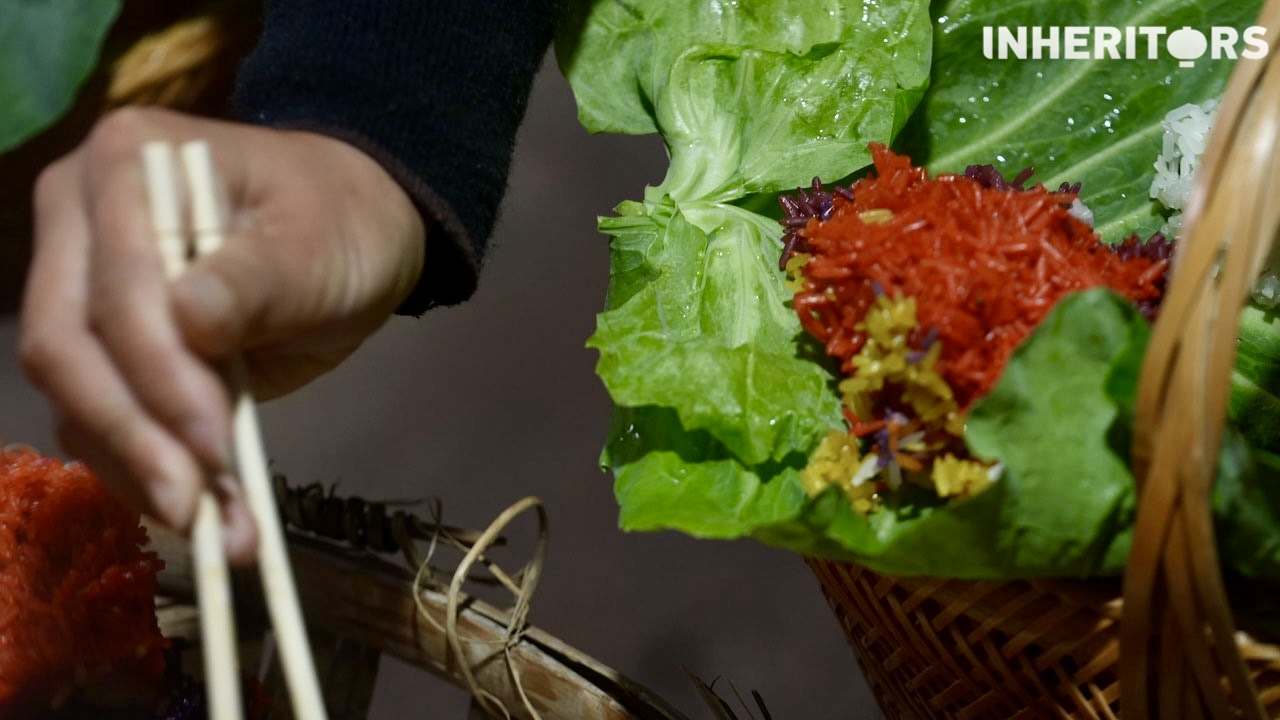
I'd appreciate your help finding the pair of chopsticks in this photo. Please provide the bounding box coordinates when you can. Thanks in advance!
[141,141,328,720]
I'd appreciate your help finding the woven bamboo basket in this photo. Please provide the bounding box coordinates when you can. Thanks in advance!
[808,2,1280,717]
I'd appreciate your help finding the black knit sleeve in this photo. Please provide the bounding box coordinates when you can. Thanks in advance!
[233,0,564,314]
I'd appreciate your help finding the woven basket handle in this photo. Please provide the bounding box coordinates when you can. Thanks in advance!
[1123,3,1280,717]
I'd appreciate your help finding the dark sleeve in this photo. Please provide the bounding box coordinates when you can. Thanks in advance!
[233,0,565,314]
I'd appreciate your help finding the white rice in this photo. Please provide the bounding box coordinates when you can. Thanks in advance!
[1148,98,1280,309]
[1149,99,1218,239]
[1067,198,1094,226]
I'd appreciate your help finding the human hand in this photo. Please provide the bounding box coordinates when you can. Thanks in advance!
[19,107,426,564]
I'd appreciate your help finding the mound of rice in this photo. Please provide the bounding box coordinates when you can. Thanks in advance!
[1149,98,1280,309]
[1149,99,1218,240]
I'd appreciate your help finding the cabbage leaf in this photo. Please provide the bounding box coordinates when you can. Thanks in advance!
[556,0,932,201]
[894,0,1259,242]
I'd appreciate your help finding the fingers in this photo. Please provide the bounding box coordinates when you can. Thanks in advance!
[22,107,428,553]
[53,415,200,532]
[215,473,259,566]
[22,154,203,531]
[80,114,236,470]
[21,108,252,545]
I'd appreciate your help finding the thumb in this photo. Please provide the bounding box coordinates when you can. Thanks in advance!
[170,243,273,360]
[170,225,364,401]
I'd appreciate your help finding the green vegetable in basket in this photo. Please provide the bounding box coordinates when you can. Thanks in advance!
[556,0,1280,579]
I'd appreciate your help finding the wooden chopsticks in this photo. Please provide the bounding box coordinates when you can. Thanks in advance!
[141,140,328,720]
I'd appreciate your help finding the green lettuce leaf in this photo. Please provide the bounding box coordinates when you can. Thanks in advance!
[0,1,120,153]
[895,0,1260,242]
[963,290,1148,576]
[556,0,932,200]
[590,196,843,466]
[605,406,809,537]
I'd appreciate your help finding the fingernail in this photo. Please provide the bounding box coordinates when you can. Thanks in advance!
[174,269,234,326]
[146,473,198,532]
[223,504,259,565]
[216,475,259,565]
[185,419,234,472]
[212,472,242,501]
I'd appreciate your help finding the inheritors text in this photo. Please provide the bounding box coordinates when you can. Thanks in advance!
[982,26,1268,67]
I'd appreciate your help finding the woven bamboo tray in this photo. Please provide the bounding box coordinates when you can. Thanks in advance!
[809,1,1280,717]
[149,515,692,720]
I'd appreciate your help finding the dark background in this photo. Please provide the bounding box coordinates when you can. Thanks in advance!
[0,55,877,719]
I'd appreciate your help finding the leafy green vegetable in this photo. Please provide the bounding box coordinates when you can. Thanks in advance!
[1214,433,1280,578]
[606,406,809,537]
[556,0,932,201]
[568,0,931,468]
[590,196,842,466]
[964,290,1148,576]
[0,1,121,153]
[562,0,1280,579]
[606,291,1153,578]
[895,0,1258,242]
[1232,305,1280,454]
[605,288,1280,579]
